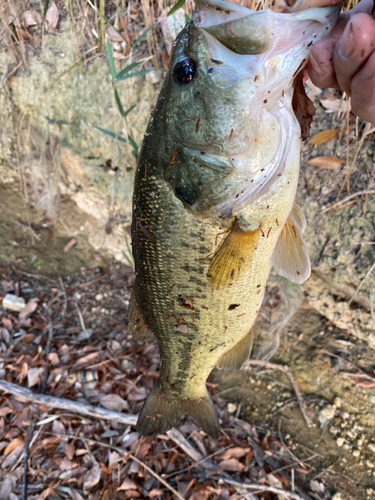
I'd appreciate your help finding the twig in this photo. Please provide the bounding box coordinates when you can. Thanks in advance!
[322,190,375,214]
[59,277,68,318]
[217,477,307,500]
[0,381,216,468]
[244,360,313,426]
[346,261,375,309]
[21,417,36,500]
[41,320,54,394]
[43,431,184,500]
[0,380,138,426]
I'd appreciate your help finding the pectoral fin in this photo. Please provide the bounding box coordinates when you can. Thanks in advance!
[271,210,311,285]
[128,293,157,342]
[207,220,260,291]
[216,329,253,370]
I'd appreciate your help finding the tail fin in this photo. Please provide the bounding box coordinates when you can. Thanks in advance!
[137,384,220,437]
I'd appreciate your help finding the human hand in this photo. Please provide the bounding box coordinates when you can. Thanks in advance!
[304,0,375,124]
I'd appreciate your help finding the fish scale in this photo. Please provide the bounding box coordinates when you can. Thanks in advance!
[129,0,341,436]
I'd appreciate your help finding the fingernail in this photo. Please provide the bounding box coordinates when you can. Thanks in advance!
[339,22,355,58]
[309,53,326,79]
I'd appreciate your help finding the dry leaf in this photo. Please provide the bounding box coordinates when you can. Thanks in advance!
[63,238,77,252]
[22,10,42,26]
[17,28,33,41]
[45,1,59,33]
[100,394,129,411]
[118,478,138,491]
[4,437,23,456]
[83,463,102,492]
[2,444,24,469]
[218,447,250,460]
[218,458,245,472]
[148,489,164,498]
[309,128,340,146]
[27,366,44,387]
[2,317,13,330]
[70,490,85,500]
[48,352,59,366]
[19,298,39,321]
[306,156,344,169]
[350,375,375,387]
[106,26,123,43]
[292,71,316,141]
[0,406,13,417]
[0,327,10,342]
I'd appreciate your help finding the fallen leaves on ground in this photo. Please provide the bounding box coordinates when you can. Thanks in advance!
[0,262,329,499]
[306,156,345,169]
[309,128,340,146]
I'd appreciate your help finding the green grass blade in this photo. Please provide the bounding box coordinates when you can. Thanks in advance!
[131,23,157,50]
[167,0,186,17]
[96,9,130,46]
[114,88,126,117]
[115,61,144,80]
[43,0,50,17]
[106,39,117,80]
[128,135,139,161]
[123,104,137,118]
[117,69,155,81]
[92,125,127,143]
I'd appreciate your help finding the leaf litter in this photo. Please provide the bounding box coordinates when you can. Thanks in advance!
[0,261,334,500]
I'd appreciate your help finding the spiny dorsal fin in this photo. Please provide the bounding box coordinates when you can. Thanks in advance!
[271,205,311,285]
[207,220,260,291]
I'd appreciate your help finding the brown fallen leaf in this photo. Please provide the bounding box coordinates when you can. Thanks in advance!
[83,463,102,492]
[63,238,77,252]
[45,1,59,33]
[118,478,138,491]
[27,366,44,387]
[218,446,250,460]
[218,457,245,472]
[19,297,39,321]
[292,71,316,141]
[350,375,375,387]
[309,128,340,145]
[306,156,345,169]
[22,10,42,26]
[99,394,129,411]
[4,437,24,456]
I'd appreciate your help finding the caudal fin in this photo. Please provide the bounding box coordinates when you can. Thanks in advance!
[137,384,220,437]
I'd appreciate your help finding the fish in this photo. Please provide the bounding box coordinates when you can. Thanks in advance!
[129,0,340,437]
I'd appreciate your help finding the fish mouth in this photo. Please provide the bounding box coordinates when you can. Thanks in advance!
[194,0,341,56]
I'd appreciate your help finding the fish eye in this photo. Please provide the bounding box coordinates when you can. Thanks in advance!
[173,58,197,85]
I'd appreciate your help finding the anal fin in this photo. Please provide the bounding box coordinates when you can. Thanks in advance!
[216,329,253,370]
[208,220,260,291]
[128,293,157,342]
[271,207,311,285]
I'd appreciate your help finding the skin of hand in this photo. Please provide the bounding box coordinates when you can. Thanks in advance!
[304,0,375,124]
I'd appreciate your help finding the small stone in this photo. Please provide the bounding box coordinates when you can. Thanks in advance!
[333,397,342,408]
[366,460,375,469]
[318,405,335,428]
[343,443,350,450]
[336,437,345,447]
[368,443,375,453]
[332,493,343,500]
[95,293,104,301]
[227,403,237,414]
[352,450,360,458]
[2,294,26,312]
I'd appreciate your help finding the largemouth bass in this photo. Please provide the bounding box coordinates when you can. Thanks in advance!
[130,0,340,437]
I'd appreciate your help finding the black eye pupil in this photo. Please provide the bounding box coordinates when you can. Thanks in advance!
[174,58,196,85]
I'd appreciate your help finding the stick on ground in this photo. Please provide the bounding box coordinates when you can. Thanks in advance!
[244,360,313,427]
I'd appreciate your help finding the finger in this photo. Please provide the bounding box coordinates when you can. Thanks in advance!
[334,13,375,95]
[351,50,375,124]
[307,38,340,87]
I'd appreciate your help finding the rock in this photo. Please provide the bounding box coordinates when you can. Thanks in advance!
[2,294,26,312]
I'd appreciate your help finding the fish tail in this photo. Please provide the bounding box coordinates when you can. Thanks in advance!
[137,384,220,437]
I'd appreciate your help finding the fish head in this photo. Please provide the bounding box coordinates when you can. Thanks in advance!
[157,0,340,214]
